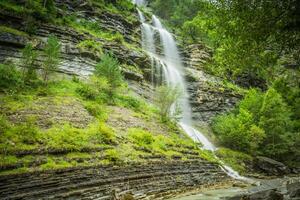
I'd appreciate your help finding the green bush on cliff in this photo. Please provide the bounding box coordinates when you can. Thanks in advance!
[105,149,121,162]
[84,102,108,121]
[128,128,155,149]
[0,64,23,92]
[77,40,103,56]
[0,116,39,153]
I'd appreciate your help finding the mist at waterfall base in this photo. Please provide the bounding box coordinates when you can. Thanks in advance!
[134,2,250,182]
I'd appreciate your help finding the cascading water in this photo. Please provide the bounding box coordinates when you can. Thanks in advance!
[134,2,251,182]
[132,0,146,6]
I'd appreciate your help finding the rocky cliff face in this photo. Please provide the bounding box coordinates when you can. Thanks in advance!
[0,1,154,98]
[0,2,239,199]
[0,160,230,200]
[183,44,242,123]
[0,1,241,124]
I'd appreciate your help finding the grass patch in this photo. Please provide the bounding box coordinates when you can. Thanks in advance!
[104,149,120,163]
[77,40,103,55]
[0,25,28,36]
[0,1,25,14]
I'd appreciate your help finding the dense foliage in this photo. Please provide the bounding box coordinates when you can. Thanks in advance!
[151,0,300,166]
[213,88,299,165]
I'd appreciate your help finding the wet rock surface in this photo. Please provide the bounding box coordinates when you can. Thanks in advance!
[0,160,230,200]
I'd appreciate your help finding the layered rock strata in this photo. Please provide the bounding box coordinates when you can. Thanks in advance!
[0,160,229,200]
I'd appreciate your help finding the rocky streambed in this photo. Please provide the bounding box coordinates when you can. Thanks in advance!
[172,176,300,200]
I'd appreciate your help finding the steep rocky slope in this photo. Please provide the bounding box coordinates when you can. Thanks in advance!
[0,0,244,199]
[183,44,243,123]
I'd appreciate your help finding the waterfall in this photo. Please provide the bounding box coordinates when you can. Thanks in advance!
[132,0,145,6]
[134,3,251,182]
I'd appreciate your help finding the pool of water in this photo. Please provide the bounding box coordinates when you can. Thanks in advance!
[171,187,246,200]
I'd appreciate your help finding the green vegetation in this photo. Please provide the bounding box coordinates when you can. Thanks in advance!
[0,25,28,36]
[151,0,299,167]
[22,43,38,85]
[95,54,123,98]
[213,88,299,165]
[0,64,23,92]
[77,40,103,56]
[216,148,253,174]
[155,85,182,122]
[42,35,61,83]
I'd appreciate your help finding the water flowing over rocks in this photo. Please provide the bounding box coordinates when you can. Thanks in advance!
[0,160,230,200]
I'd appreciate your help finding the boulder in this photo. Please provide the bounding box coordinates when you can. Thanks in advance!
[254,156,290,176]
[287,180,300,198]
[227,189,284,200]
[0,32,28,47]
[248,189,284,200]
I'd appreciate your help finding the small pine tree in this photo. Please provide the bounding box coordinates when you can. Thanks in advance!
[95,54,123,98]
[42,35,61,83]
[22,43,38,84]
[258,88,293,159]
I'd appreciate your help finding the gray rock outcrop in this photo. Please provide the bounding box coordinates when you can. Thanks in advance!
[254,156,291,176]
[183,44,242,123]
[0,160,230,200]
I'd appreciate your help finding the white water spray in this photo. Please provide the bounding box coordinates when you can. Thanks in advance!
[132,0,146,6]
[134,2,250,182]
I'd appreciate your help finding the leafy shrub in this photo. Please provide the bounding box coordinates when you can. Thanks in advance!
[13,119,39,145]
[213,109,265,153]
[105,149,120,162]
[128,128,154,148]
[84,102,108,121]
[152,135,173,152]
[89,122,116,144]
[0,64,23,92]
[212,87,295,161]
[77,40,103,55]
[76,84,98,100]
[112,32,125,43]
[115,95,143,111]
[40,124,89,151]
[155,85,182,122]
[258,88,293,159]
[0,117,39,150]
